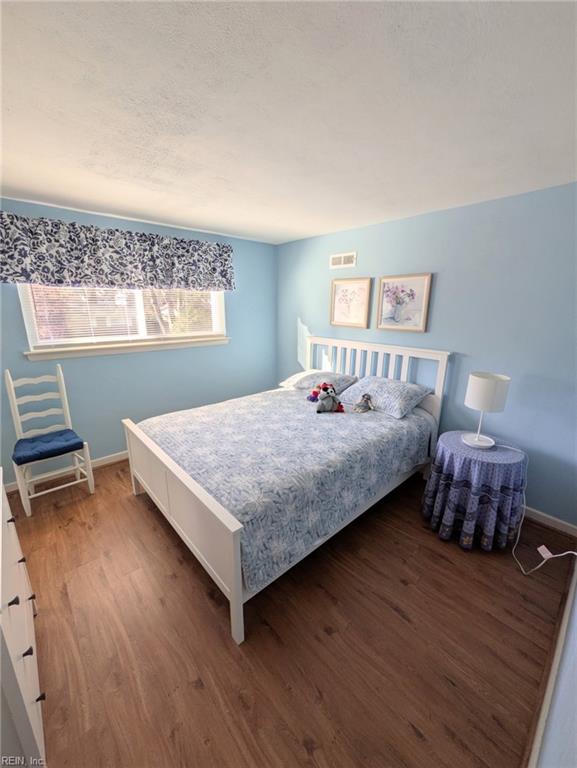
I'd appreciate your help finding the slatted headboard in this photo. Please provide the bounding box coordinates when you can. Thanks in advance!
[306,336,450,449]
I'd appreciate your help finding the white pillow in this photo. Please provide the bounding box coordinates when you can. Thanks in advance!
[279,369,358,395]
[340,376,431,418]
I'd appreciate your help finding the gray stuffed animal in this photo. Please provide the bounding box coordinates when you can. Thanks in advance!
[353,393,375,413]
[316,384,344,413]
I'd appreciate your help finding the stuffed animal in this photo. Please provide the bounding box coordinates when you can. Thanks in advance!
[307,381,330,403]
[307,387,321,403]
[353,393,375,413]
[316,384,345,414]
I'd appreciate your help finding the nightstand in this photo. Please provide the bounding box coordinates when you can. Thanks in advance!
[422,430,528,550]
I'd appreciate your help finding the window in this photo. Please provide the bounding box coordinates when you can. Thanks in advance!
[18,284,227,359]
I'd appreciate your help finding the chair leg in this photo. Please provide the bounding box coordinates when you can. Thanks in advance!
[83,443,95,494]
[73,453,81,481]
[13,462,32,517]
[25,465,36,496]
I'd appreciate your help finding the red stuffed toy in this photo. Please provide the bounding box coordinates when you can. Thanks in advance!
[307,382,331,402]
[307,386,321,403]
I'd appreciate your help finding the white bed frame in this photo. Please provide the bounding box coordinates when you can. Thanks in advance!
[122,337,450,644]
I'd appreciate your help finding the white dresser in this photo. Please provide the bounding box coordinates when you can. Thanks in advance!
[1,470,46,764]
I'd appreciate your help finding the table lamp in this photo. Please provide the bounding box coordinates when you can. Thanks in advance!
[462,372,511,449]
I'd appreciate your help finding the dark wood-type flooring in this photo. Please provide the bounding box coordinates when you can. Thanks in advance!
[9,462,575,768]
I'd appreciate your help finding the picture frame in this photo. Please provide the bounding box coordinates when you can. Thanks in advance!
[330,277,371,329]
[376,273,432,332]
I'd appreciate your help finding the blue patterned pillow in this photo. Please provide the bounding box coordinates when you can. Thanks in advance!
[279,369,358,395]
[340,376,431,418]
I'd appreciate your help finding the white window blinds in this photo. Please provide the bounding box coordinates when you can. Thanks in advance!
[18,285,226,349]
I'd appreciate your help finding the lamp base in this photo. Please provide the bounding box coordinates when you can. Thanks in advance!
[461,433,495,450]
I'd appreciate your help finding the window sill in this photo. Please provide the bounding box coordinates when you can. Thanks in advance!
[24,336,230,361]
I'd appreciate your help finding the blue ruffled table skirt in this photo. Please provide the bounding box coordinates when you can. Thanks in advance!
[422,431,527,550]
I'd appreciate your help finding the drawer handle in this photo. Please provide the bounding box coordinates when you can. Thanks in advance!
[22,646,34,658]
[35,692,46,703]
[8,595,20,607]
[18,556,26,563]
[28,593,36,601]
[7,517,16,524]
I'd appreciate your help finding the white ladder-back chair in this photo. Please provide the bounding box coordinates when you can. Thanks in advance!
[5,364,95,516]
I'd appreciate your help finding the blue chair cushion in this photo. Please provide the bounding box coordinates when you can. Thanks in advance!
[12,429,84,466]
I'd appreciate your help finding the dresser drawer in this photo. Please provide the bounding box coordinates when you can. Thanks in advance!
[2,485,16,524]
[17,601,44,752]
[2,553,38,696]
[1,484,46,762]
[2,540,30,649]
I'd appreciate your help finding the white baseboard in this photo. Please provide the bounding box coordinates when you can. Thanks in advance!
[3,450,128,494]
[525,506,577,538]
[89,450,129,470]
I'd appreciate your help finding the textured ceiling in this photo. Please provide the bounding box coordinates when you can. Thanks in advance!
[2,2,575,243]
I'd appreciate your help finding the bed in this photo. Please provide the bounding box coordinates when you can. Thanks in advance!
[122,337,450,643]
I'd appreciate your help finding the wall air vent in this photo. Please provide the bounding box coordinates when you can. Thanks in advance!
[329,251,357,269]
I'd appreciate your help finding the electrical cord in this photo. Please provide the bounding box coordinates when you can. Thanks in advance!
[495,443,577,574]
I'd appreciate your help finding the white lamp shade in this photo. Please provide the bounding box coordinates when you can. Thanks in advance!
[464,372,510,413]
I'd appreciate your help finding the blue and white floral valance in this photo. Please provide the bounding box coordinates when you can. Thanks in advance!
[0,211,235,291]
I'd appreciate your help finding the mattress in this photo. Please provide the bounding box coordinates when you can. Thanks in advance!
[138,388,434,592]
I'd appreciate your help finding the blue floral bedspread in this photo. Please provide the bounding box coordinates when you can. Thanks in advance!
[138,389,434,592]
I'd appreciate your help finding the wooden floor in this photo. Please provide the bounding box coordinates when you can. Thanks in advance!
[9,462,574,768]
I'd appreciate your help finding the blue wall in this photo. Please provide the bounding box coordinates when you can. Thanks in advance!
[277,184,577,524]
[0,199,278,483]
[2,187,576,523]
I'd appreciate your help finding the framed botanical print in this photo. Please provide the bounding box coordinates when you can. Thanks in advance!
[330,278,371,328]
[377,273,432,332]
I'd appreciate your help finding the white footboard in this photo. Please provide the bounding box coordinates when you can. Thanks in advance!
[122,419,245,644]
